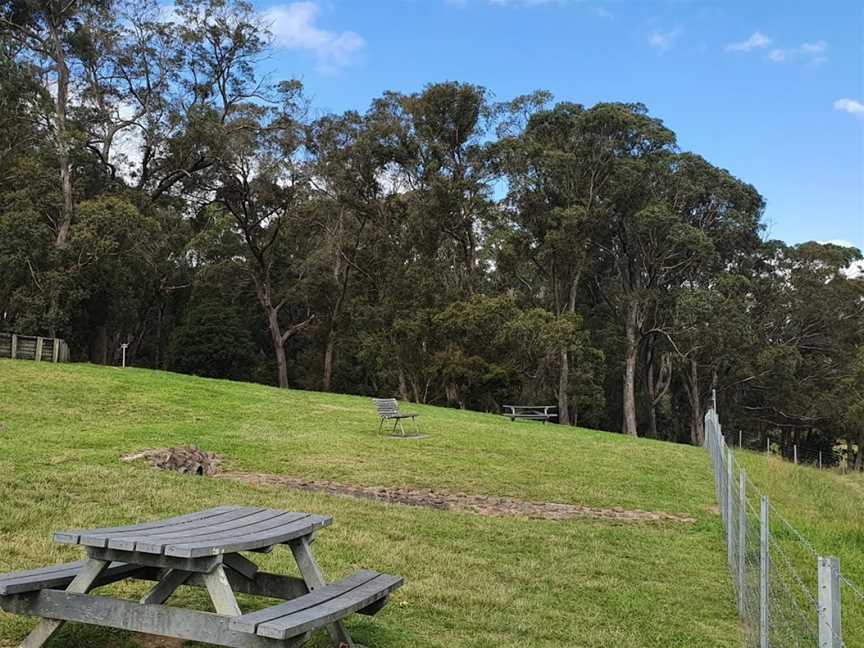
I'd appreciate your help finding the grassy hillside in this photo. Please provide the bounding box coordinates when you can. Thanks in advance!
[1,360,853,647]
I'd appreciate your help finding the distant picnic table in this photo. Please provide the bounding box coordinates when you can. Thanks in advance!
[502,405,558,424]
[0,506,402,647]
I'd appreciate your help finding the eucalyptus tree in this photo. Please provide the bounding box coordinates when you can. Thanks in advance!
[208,81,318,389]
[0,0,117,246]
[496,101,613,425]
[306,109,399,391]
[736,242,864,451]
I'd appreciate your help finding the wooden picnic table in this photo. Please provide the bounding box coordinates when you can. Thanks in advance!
[0,506,403,648]
[502,405,558,423]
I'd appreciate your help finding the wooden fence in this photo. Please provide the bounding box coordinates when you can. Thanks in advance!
[0,332,70,363]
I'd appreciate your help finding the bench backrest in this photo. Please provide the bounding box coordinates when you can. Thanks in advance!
[373,398,400,418]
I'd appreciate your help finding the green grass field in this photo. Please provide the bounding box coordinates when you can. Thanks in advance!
[0,359,860,647]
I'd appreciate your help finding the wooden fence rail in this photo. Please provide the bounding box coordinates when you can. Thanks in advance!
[0,333,69,363]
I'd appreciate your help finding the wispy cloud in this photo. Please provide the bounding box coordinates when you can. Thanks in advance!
[769,40,828,66]
[833,98,864,117]
[263,2,365,72]
[725,31,771,53]
[648,28,682,53]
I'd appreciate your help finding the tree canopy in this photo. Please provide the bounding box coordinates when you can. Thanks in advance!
[1,0,861,463]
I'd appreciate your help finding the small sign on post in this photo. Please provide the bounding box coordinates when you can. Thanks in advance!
[121,343,129,368]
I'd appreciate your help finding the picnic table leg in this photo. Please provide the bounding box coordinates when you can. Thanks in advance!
[202,565,242,617]
[289,536,356,648]
[140,569,191,605]
[20,558,109,648]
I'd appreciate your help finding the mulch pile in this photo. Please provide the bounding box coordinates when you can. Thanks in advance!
[121,446,223,476]
[218,472,697,524]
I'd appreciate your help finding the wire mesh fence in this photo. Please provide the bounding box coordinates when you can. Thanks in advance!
[705,407,861,647]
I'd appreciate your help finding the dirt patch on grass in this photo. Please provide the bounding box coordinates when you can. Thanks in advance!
[218,472,697,524]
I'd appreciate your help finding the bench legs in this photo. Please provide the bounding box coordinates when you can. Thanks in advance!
[203,565,242,617]
[289,537,356,648]
[20,558,109,648]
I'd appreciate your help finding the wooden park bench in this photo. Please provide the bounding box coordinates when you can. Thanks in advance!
[373,398,420,436]
[0,506,403,647]
[502,405,558,424]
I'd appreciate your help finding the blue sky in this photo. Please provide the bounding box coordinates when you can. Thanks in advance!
[254,0,863,249]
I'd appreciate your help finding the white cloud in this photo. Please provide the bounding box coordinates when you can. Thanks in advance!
[588,5,613,18]
[818,239,857,248]
[833,98,864,117]
[263,2,365,71]
[768,40,828,66]
[725,31,771,53]
[800,41,827,55]
[648,28,681,53]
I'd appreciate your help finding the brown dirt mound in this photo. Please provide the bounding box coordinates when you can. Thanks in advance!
[218,472,697,524]
[121,446,223,476]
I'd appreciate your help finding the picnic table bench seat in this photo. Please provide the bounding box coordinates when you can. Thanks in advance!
[231,569,403,640]
[0,560,138,595]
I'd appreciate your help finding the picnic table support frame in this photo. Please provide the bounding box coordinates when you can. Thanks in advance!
[289,536,356,648]
[20,558,109,648]
[0,507,399,648]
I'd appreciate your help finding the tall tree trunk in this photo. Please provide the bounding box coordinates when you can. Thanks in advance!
[557,271,580,426]
[855,429,864,472]
[622,300,639,436]
[647,362,658,439]
[558,349,570,425]
[398,366,410,402]
[322,335,336,392]
[50,26,73,248]
[686,358,704,446]
[267,306,289,388]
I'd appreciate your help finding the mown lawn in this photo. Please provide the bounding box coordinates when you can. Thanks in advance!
[0,360,750,647]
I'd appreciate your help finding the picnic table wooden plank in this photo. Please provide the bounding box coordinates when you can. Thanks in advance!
[98,508,263,550]
[0,590,304,648]
[255,573,403,640]
[165,514,332,558]
[53,506,238,545]
[132,509,294,553]
[0,561,139,595]
[229,571,379,633]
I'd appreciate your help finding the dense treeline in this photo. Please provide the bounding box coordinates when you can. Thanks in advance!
[1,0,862,461]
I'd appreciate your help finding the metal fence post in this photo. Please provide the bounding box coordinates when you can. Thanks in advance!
[10,333,17,359]
[738,469,747,614]
[760,496,770,648]
[794,445,798,465]
[818,556,842,648]
[727,449,734,565]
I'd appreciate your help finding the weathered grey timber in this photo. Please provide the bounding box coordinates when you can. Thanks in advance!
[502,405,558,423]
[373,398,420,436]
[55,506,331,557]
[0,333,69,363]
[0,507,403,648]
